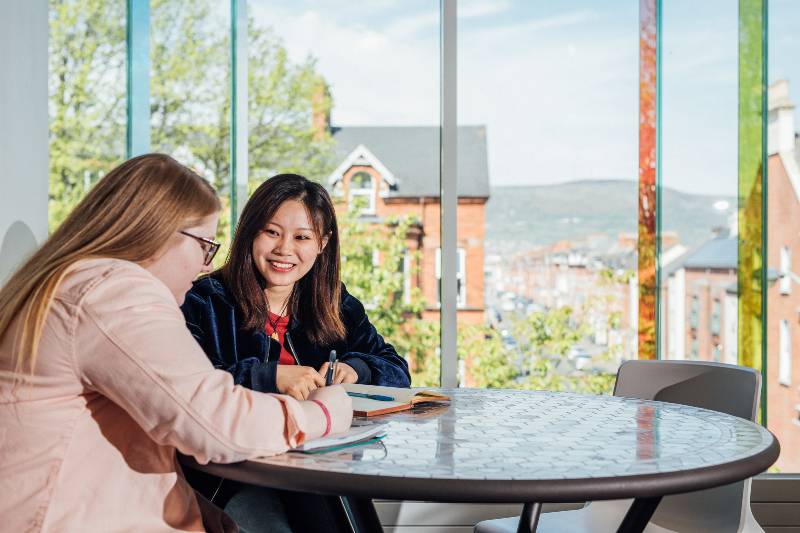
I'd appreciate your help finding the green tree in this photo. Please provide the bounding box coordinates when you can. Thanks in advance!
[337,208,439,387]
[48,0,126,230]
[509,306,615,394]
[458,324,517,388]
[513,306,585,358]
[49,0,335,236]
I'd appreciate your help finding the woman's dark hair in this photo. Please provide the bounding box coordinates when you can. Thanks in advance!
[221,174,345,345]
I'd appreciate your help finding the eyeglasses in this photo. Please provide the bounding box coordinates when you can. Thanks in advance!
[179,230,221,266]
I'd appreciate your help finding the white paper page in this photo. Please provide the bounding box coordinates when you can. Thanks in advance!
[342,383,417,402]
[291,423,387,452]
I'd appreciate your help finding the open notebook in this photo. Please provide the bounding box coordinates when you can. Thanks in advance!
[291,422,387,454]
[343,384,450,416]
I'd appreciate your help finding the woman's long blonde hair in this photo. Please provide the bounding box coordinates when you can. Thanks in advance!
[0,153,220,375]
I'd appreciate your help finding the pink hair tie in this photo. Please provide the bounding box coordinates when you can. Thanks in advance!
[311,399,331,437]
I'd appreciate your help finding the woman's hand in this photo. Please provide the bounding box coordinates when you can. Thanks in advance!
[276,365,325,400]
[318,361,359,385]
[308,385,353,435]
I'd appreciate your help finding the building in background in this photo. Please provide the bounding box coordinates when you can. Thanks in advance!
[660,80,800,471]
[764,79,800,471]
[327,126,490,324]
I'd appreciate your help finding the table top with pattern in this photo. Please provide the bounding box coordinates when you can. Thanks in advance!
[189,388,779,503]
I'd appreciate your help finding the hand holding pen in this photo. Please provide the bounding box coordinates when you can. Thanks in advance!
[319,350,359,385]
[325,350,337,386]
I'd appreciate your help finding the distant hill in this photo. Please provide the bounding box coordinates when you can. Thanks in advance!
[486,180,735,252]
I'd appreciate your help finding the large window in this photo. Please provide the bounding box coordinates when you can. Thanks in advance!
[47,0,800,474]
[456,1,638,391]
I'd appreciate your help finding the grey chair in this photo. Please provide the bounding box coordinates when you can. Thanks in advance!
[475,360,764,533]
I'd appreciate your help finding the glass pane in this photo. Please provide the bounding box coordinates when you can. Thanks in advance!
[149,0,231,263]
[248,0,441,386]
[660,0,738,367]
[767,0,800,473]
[458,2,638,391]
[48,0,127,230]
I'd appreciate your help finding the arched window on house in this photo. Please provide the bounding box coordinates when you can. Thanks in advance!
[349,171,376,214]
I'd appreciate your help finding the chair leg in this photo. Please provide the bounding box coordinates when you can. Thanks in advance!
[516,502,542,533]
[616,496,662,533]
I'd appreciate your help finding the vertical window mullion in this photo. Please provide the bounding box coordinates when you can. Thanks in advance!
[230,0,248,232]
[737,0,767,424]
[439,0,457,387]
[638,0,661,360]
[126,0,150,158]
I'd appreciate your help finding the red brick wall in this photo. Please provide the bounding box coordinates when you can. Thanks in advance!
[766,153,800,472]
[682,269,735,361]
[335,168,487,326]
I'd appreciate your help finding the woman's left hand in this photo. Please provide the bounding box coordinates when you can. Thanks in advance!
[318,361,359,385]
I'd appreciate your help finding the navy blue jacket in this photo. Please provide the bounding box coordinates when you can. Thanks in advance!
[180,275,411,392]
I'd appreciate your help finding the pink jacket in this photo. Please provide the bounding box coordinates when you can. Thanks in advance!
[0,259,325,532]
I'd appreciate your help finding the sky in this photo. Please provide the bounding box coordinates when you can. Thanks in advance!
[249,0,800,196]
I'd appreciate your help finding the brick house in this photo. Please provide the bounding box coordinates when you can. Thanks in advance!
[764,79,800,471]
[326,126,490,324]
[661,235,737,363]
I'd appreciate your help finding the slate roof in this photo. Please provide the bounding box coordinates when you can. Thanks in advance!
[330,126,490,198]
[663,236,738,277]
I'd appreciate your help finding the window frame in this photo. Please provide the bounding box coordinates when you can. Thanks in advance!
[349,171,377,215]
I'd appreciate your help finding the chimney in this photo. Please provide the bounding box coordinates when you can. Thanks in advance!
[768,79,795,155]
[311,77,331,140]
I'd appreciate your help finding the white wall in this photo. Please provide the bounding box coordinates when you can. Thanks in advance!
[0,0,49,283]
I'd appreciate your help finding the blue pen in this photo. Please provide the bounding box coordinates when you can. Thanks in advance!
[325,350,337,386]
[347,392,395,402]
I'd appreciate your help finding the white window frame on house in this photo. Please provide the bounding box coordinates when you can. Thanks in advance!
[435,247,466,308]
[689,294,700,330]
[780,245,792,295]
[780,319,792,386]
[402,250,411,305]
[710,299,721,337]
[349,171,376,214]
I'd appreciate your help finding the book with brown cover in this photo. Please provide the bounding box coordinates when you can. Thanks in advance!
[342,384,450,417]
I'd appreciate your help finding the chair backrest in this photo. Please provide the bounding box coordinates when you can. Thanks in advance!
[613,360,761,532]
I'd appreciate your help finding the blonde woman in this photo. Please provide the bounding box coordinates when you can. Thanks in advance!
[0,154,352,533]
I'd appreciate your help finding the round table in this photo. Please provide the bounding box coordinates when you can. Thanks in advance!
[186,389,779,533]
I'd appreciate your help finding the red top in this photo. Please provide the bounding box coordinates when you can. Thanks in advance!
[265,311,295,365]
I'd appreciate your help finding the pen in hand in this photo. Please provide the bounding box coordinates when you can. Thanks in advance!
[325,349,337,386]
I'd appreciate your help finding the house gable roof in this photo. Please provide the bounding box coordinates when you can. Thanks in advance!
[329,125,490,198]
[327,144,397,188]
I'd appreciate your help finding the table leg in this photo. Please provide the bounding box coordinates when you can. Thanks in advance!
[516,502,542,533]
[311,495,357,533]
[341,496,383,533]
[616,496,662,533]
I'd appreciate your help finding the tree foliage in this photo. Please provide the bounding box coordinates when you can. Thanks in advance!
[49,0,334,233]
[337,208,439,387]
[48,0,126,229]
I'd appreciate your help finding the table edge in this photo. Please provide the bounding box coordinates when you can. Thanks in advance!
[181,433,780,503]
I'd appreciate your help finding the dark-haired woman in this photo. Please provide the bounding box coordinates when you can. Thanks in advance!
[181,173,410,531]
